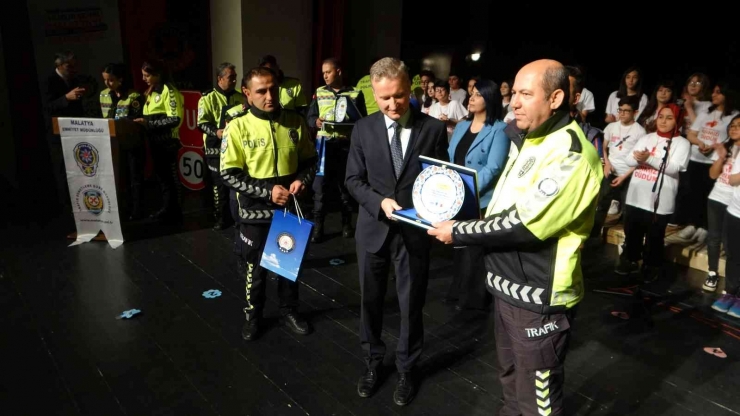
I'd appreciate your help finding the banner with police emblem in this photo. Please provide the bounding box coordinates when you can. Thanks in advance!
[260,198,313,281]
[59,118,124,249]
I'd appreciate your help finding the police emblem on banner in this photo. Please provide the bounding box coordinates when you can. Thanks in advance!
[75,184,112,216]
[83,189,104,215]
[289,129,299,144]
[277,232,296,253]
[73,142,99,177]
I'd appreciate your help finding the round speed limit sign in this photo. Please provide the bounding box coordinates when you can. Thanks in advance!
[177,147,206,191]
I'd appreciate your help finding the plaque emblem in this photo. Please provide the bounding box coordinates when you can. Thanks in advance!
[412,165,465,223]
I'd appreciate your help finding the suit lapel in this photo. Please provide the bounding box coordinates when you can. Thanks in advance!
[466,124,490,156]
[399,111,423,177]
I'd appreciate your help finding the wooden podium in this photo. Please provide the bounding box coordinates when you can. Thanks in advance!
[53,117,146,240]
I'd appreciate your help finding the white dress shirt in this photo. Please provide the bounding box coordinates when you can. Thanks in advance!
[385,111,412,158]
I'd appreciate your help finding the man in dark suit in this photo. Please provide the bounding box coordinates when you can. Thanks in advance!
[43,51,86,212]
[345,57,448,407]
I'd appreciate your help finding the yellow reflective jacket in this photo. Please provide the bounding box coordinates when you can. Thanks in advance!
[452,112,603,313]
[220,107,317,223]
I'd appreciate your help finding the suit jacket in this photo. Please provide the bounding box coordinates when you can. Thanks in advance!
[43,70,83,143]
[345,109,448,254]
[448,119,510,208]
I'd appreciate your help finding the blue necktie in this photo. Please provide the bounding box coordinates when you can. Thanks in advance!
[390,122,403,178]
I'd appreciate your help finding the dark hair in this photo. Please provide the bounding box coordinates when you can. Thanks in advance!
[637,80,677,127]
[322,57,342,69]
[725,114,740,158]
[685,72,712,101]
[710,80,738,116]
[141,60,171,84]
[54,51,76,67]
[433,80,450,94]
[257,55,277,68]
[101,62,131,92]
[216,62,236,78]
[244,67,276,89]
[500,79,514,96]
[617,66,643,99]
[617,95,639,111]
[466,78,502,125]
[543,65,570,112]
[462,77,479,108]
[565,65,584,94]
[419,70,435,81]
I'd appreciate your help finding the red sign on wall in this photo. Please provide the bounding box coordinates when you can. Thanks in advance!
[179,90,203,148]
[177,90,205,190]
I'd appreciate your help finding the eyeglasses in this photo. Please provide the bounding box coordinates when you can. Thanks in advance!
[617,109,633,113]
[688,81,702,86]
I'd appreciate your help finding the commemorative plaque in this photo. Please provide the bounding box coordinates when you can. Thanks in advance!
[392,156,480,229]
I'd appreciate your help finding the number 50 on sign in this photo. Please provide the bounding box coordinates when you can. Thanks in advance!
[177,147,206,191]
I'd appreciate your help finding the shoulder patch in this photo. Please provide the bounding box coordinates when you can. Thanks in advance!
[567,129,583,153]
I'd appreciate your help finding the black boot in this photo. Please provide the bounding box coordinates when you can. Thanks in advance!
[311,214,324,243]
[341,209,354,238]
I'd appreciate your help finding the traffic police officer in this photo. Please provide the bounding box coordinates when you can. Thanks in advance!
[135,60,185,224]
[198,62,246,230]
[220,67,317,341]
[100,62,146,220]
[429,59,603,416]
[306,57,367,243]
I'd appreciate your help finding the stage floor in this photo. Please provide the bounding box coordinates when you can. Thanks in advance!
[2,202,740,416]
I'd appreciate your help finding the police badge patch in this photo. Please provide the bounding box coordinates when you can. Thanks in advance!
[170,99,177,109]
[155,95,161,103]
[287,88,294,98]
[289,129,299,144]
[221,136,228,153]
[198,107,204,119]
[537,178,559,197]
[131,100,140,108]
[277,232,296,253]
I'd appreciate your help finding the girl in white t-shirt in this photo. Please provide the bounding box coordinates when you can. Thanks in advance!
[421,82,435,115]
[711,123,740,317]
[605,66,649,124]
[673,81,740,244]
[615,104,690,281]
[704,115,740,293]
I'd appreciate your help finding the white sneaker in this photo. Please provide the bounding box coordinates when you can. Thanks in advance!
[703,271,719,292]
[676,225,697,240]
[607,200,620,215]
[694,228,708,244]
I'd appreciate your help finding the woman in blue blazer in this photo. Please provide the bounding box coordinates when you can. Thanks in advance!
[445,78,510,311]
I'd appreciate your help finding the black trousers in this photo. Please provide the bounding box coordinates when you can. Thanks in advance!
[312,139,353,216]
[446,245,492,310]
[707,199,728,273]
[590,173,631,238]
[358,229,430,373]
[495,299,573,416]
[623,205,670,267]
[235,223,299,320]
[725,213,740,295]
[673,161,712,228]
[206,153,231,224]
[149,140,182,214]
